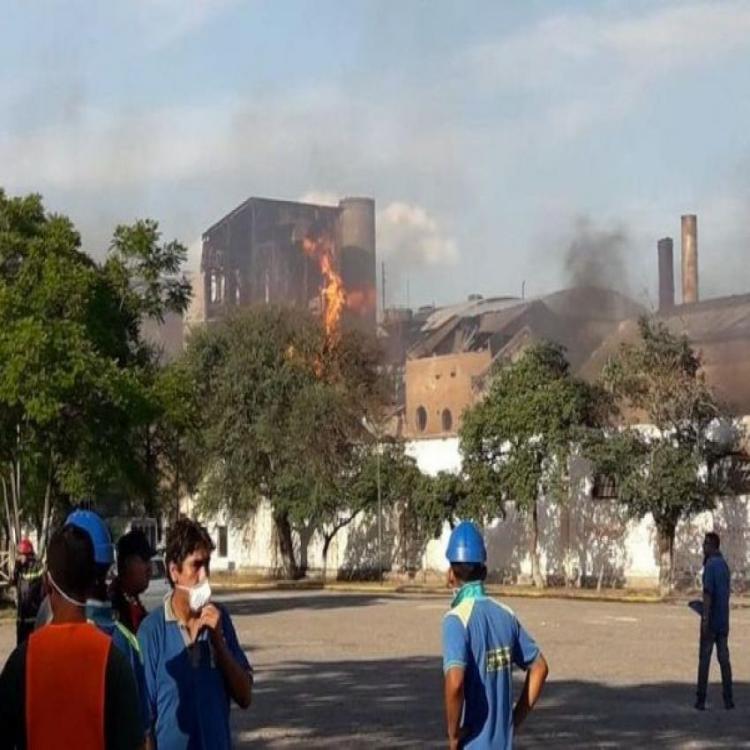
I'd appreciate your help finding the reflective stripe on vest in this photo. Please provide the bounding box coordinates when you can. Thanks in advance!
[26,623,111,750]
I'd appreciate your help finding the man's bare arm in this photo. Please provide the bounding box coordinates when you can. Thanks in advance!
[513,653,549,731]
[444,667,465,750]
[201,605,253,708]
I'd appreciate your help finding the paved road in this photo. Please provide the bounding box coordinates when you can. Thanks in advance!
[2,591,749,748]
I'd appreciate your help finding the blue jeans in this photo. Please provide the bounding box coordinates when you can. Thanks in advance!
[697,631,733,705]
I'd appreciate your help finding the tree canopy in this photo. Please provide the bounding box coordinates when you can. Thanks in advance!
[183,305,385,577]
[0,189,190,558]
[596,317,737,591]
[460,342,606,586]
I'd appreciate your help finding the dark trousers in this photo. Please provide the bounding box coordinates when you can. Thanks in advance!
[16,618,35,646]
[696,631,733,705]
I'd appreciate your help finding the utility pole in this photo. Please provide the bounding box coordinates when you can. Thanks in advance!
[361,417,384,584]
[381,262,386,320]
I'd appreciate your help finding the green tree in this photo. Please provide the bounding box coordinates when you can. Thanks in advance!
[597,317,735,593]
[0,189,190,560]
[291,441,425,580]
[460,342,605,588]
[185,306,384,578]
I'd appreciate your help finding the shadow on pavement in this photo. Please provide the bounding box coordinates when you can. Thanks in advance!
[223,593,388,618]
[232,658,750,749]
[235,656,443,748]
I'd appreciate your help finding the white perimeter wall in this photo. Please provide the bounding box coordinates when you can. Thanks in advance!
[184,436,750,588]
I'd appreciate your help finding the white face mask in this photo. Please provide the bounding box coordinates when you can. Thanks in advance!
[177,579,212,612]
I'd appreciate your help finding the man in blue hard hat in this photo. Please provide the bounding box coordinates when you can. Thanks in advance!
[66,509,153,748]
[442,521,548,750]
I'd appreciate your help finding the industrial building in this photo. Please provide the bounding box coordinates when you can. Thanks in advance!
[396,213,750,438]
[186,196,377,336]
[391,287,645,437]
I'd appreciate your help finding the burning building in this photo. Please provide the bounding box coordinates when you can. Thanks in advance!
[187,196,377,337]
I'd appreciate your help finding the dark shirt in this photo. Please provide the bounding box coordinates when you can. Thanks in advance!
[14,562,44,624]
[0,636,143,750]
[703,552,731,635]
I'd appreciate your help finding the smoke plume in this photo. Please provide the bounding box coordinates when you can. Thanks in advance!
[563,217,630,292]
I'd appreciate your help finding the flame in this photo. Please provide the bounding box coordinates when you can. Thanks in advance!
[302,235,346,339]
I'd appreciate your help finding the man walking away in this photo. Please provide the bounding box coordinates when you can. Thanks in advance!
[0,524,143,749]
[443,521,548,750]
[696,531,734,710]
[13,538,44,645]
[111,529,153,633]
[138,517,253,750]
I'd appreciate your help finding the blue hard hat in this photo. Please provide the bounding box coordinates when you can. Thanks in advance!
[66,509,114,565]
[446,521,487,564]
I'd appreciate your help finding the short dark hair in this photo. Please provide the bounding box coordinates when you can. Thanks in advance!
[117,529,154,568]
[165,517,214,587]
[47,525,96,601]
[450,562,487,584]
[705,532,721,549]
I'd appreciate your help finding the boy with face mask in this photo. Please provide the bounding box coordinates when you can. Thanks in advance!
[138,517,253,750]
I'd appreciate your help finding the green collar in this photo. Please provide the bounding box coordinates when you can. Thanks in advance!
[451,580,485,608]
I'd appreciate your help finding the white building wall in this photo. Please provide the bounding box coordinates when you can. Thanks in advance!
[184,437,750,588]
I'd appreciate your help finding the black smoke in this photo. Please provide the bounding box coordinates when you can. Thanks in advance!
[563,217,630,293]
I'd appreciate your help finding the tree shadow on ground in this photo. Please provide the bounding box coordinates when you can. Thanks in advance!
[222,593,388,618]
[526,680,750,749]
[231,658,750,749]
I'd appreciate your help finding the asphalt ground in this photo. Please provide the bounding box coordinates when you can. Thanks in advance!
[1,591,749,748]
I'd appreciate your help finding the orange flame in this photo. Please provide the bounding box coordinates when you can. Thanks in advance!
[302,235,346,339]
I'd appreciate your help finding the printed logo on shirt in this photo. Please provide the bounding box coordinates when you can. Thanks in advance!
[486,646,512,672]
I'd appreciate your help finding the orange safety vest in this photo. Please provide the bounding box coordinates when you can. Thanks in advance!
[26,622,111,750]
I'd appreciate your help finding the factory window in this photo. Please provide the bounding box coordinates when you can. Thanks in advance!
[217,525,228,558]
[442,409,453,432]
[416,406,428,433]
[210,271,223,303]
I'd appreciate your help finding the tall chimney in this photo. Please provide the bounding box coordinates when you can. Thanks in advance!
[681,214,698,304]
[657,237,674,311]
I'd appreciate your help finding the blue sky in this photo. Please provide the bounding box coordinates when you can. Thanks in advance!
[2,0,750,308]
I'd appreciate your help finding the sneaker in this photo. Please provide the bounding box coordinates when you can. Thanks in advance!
[694,700,706,711]
[724,700,735,710]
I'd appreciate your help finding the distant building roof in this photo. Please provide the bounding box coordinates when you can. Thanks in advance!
[580,293,750,415]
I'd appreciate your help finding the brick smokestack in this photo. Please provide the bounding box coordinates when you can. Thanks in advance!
[681,214,698,304]
[657,237,674,310]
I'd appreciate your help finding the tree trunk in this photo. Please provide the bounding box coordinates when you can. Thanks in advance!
[2,476,16,572]
[322,533,333,583]
[274,511,299,579]
[38,462,53,560]
[529,500,545,588]
[8,462,21,543]
[657,522,675,596]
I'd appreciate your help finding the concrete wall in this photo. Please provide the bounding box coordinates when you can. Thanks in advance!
[184,436,750,588]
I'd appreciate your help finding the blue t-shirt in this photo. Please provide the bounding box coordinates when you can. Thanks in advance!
[703,553,731,635]
[138,596,252,750]
[87,600,151,736]
[442,582,540,750]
